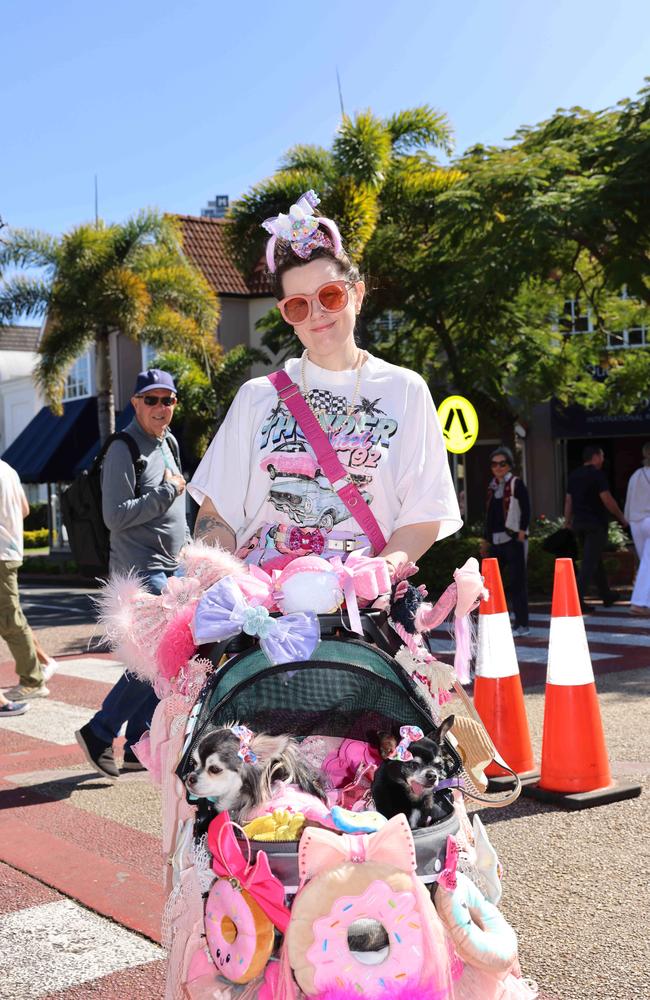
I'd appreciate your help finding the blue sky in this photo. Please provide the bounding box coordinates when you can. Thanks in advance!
[2,0,649,236]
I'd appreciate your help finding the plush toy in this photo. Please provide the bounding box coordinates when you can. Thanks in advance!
[243,809,306,842]
[275,556,344,615]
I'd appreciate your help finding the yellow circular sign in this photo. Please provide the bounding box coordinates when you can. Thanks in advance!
[437,395,479,454]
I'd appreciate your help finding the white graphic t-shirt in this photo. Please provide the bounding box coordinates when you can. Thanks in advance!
[0,459,27,561]
[189,355,461,564]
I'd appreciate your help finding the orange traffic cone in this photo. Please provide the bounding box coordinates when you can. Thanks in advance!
[474,558,539,788]
[524,558,641,808]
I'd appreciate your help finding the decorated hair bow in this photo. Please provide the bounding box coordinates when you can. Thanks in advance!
[299,813,417,883]
[262,190,343,273]
[208,812,291,932]
[329,551,392,635]
[230,724,257,764]
[388,725,424,761]
[192,574,320,666]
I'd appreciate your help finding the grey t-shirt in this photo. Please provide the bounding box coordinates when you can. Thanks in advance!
[101,418,189,575]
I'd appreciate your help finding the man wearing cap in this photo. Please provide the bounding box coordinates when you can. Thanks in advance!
[76,369,188,779]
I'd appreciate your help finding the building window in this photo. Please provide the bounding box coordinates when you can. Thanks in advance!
[63,353,92,401]
[606,326,649,349]
[561,299,594,334]
[141,343,157,369]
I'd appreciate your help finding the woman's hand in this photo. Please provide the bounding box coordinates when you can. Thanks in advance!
[517,530,526,542]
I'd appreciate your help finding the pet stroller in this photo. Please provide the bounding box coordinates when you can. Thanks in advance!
[98,548,536,1000]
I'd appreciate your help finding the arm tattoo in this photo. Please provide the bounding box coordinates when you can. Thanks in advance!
[194,514,236,549]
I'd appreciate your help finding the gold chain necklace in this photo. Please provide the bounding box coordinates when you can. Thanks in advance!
[300,348,366,417]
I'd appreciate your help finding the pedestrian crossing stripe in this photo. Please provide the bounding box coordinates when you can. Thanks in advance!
[437,395,479,453]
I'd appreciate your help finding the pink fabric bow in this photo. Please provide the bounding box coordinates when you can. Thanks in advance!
[299,813,417,883]
[207,812,291,932]
[288,527,326,554]
[230,725,258,764]
[388,724,424,761]
[329,552,392,635]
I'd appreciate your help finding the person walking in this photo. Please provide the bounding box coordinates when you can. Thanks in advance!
[624,441,650,617]
[480,446,531,636]
[564,444,628,612]
[0,459,48,701]
[75,368,189,779]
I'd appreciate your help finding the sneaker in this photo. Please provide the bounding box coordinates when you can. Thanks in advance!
[2,684,49,700]
[122,748,146,772]
[513,626,531,637]
[0,701,30,717]
[41,657,60,683]
[75,724,119,780]
[629,604,650,617]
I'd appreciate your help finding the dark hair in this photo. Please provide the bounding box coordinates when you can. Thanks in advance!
[489,445,514,467]
[582,444,603,462]
[270,238,361,299]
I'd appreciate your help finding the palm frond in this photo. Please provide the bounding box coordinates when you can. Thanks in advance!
[0,228,59,271]
[0,275,50,322]
[35,319,95,413]
[332,111,392,189]
[279,145,333,175]
[385,106,455,156]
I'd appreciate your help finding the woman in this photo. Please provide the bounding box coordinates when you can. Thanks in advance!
[189,191,461,571]
[480,445,531,636]
[625,441,650,616]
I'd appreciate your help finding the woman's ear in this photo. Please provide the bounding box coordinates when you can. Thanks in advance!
[353,280,366,314]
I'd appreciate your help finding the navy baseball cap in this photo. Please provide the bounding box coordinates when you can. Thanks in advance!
[133,368,177,396]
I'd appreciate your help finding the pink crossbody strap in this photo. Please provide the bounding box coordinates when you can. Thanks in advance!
[267,370,387,554]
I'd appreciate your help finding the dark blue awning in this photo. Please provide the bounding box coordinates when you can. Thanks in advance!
[2,397,99,483]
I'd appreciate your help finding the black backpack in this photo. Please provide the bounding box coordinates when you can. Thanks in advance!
[61,431,179,578]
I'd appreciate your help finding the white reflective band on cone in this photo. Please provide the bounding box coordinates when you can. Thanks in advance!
[547,616,595,686]
[476,611,520,679]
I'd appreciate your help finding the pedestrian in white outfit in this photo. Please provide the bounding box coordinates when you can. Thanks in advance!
[624,442,650,615]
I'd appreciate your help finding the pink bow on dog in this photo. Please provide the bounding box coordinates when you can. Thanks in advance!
[388,725,424,761]
[299,813,417,882]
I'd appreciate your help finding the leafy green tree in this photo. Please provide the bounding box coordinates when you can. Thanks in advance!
[0,211,220,442]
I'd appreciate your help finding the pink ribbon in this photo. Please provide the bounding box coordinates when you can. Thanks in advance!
[207,812,291,933]
[329,552,392,635]
[298,813,418,883]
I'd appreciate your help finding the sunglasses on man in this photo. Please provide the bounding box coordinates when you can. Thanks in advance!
[140,395,177,407]
[277,280,355,325]
[491,459,509,467]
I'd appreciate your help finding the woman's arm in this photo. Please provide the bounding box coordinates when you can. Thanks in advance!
[379,521,440,574]
[194,496,237,552]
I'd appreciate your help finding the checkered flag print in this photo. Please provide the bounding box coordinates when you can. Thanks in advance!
[307,389,349,416]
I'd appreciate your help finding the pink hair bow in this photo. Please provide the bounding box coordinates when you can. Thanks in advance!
[230,724,258,764]
[299,813,417,883]
[262,190,343,273]
[388,725,424,761]
[329,552,392,635]
[208,812,291,932]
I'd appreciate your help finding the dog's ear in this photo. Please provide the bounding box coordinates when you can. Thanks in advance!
[248,732,291,763]
[378,731,398,760]
[433,715,455,744]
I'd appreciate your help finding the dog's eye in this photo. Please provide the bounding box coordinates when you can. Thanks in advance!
[208,765,222,775]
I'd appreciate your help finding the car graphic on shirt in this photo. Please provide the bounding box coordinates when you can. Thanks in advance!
[260,443,321,480]
[268,476,372,530]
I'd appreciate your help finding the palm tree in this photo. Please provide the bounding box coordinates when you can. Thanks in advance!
[226,107,463,356]
[0,211,220,442]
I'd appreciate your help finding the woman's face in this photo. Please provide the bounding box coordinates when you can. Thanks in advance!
[280,258,365,365]
[490,454,511,482]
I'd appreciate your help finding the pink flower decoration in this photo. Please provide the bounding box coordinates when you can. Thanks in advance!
[161,575,202,617]
[156,606,197,679]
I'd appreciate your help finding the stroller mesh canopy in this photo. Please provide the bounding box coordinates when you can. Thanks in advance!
[194,638,442,743]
